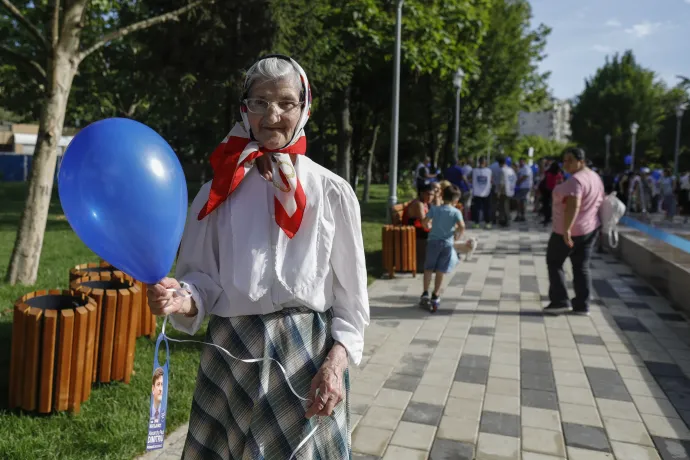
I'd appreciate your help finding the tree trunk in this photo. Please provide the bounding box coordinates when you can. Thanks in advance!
[362,123,381,203]
[336,86,353,183]
[6,53,78,285]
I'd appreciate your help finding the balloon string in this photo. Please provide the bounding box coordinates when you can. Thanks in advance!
[159,298,321,460]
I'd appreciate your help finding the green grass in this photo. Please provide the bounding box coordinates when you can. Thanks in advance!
[0,180,390,459]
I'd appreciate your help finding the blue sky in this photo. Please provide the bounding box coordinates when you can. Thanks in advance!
[529,0,690,100]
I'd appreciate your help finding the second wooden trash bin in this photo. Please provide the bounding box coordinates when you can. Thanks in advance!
[70,261,157,339]
[70,273,139,385]
[381,225,417,278]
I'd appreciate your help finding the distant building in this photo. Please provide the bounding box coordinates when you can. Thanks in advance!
[0,123,75,155]
[0,122,77,181]
[517,99,572,143]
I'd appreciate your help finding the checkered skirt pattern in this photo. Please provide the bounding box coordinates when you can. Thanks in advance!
[181,308,351,460]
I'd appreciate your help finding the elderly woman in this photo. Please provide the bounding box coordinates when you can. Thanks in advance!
[544,147,604,316]
[146,55,369,459]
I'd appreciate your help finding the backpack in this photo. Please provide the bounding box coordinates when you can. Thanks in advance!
[599,191,626,248]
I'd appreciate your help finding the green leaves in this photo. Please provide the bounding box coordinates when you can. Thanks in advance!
[571,50,670,168]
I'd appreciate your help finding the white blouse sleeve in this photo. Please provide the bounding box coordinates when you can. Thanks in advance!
[169,182,225,335]
[329,181,370,366]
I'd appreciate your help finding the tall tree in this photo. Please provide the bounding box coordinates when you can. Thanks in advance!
[458,0,551,160]
[1,0,213,285]
[570,51,667,168]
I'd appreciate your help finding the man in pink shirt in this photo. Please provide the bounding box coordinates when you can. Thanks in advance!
[544,147,605,315]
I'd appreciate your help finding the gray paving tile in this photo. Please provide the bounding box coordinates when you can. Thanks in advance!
[631,285,657,296]
[653,437,690,460]
[593,279,619,298]
[521,373,556,392]
[485,277,503,286]
[522,389,559,410]
[520,312,545,323]
[395,359,427,377]
[668,392,690,412]
[646,362,686,378]
[384,373,422,392]
[459,355,491,369]
[521,349,551,363]
[519,260,534,266]
[463,290,482,297]
[626,301,651,310]
[613,316,649,333]
[449,272,471,286]
[429,439,474,460]
[520,360,553,376]
[479,300,500,307]
[454,366,489,384]
[563,422,611,452]
[658,313,685,322]
[591,384,633,402]
[501,293,521,301]
[520,275,540,293]
[573,334,605,346]
[410,339,439,348]
[468,327,495,337]
[585,367,625,387]
[402,401,443,426]
[479,411,521,438]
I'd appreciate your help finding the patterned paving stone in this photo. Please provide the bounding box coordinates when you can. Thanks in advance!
[562,422,611,452]
[479,411,521,438]
[402,402,444,426]
[429,439,474,460]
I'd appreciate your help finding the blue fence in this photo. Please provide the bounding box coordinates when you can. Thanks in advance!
[0,154,62,182]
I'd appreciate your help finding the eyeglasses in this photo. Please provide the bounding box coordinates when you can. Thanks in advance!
[243,98,304,115]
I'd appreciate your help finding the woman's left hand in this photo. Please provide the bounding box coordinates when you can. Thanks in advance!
[305,343,348,419]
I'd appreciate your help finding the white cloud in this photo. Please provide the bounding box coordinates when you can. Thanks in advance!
[605,19,621,27]
[593,44,613,53]
[625,21,662,38]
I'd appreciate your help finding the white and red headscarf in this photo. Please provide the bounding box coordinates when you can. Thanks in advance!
[197,55,312,239]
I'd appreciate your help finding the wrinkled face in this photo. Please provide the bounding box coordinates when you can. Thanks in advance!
[246,78,303,150]
[152,376,163,404]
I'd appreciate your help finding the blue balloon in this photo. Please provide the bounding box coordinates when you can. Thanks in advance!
[624,155,632,166]
[58,118,188,284]
[652,169,662,180]
[506,157,512,166]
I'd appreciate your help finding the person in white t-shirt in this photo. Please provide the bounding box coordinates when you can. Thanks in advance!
[471,157,493,228]
[498,157,517,227]
[516,157,533,222]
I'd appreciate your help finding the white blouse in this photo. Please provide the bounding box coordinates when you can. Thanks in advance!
[169,155,370,365]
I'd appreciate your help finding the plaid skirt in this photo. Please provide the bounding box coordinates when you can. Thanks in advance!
[181,308,351,460]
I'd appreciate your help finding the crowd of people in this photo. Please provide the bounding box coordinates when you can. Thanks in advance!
[408,150,690,316]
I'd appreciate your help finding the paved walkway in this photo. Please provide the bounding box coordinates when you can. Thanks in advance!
[139,220,690,460]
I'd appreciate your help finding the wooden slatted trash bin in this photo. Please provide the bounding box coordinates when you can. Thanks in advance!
[70,261,156,339]
[8,290,97,414]
[68,262,121,283]
[99,261,156,339]
[381,225,417,278]
[70,273,139,385]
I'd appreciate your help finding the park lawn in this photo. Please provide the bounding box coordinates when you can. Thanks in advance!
[0,181,389,460]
